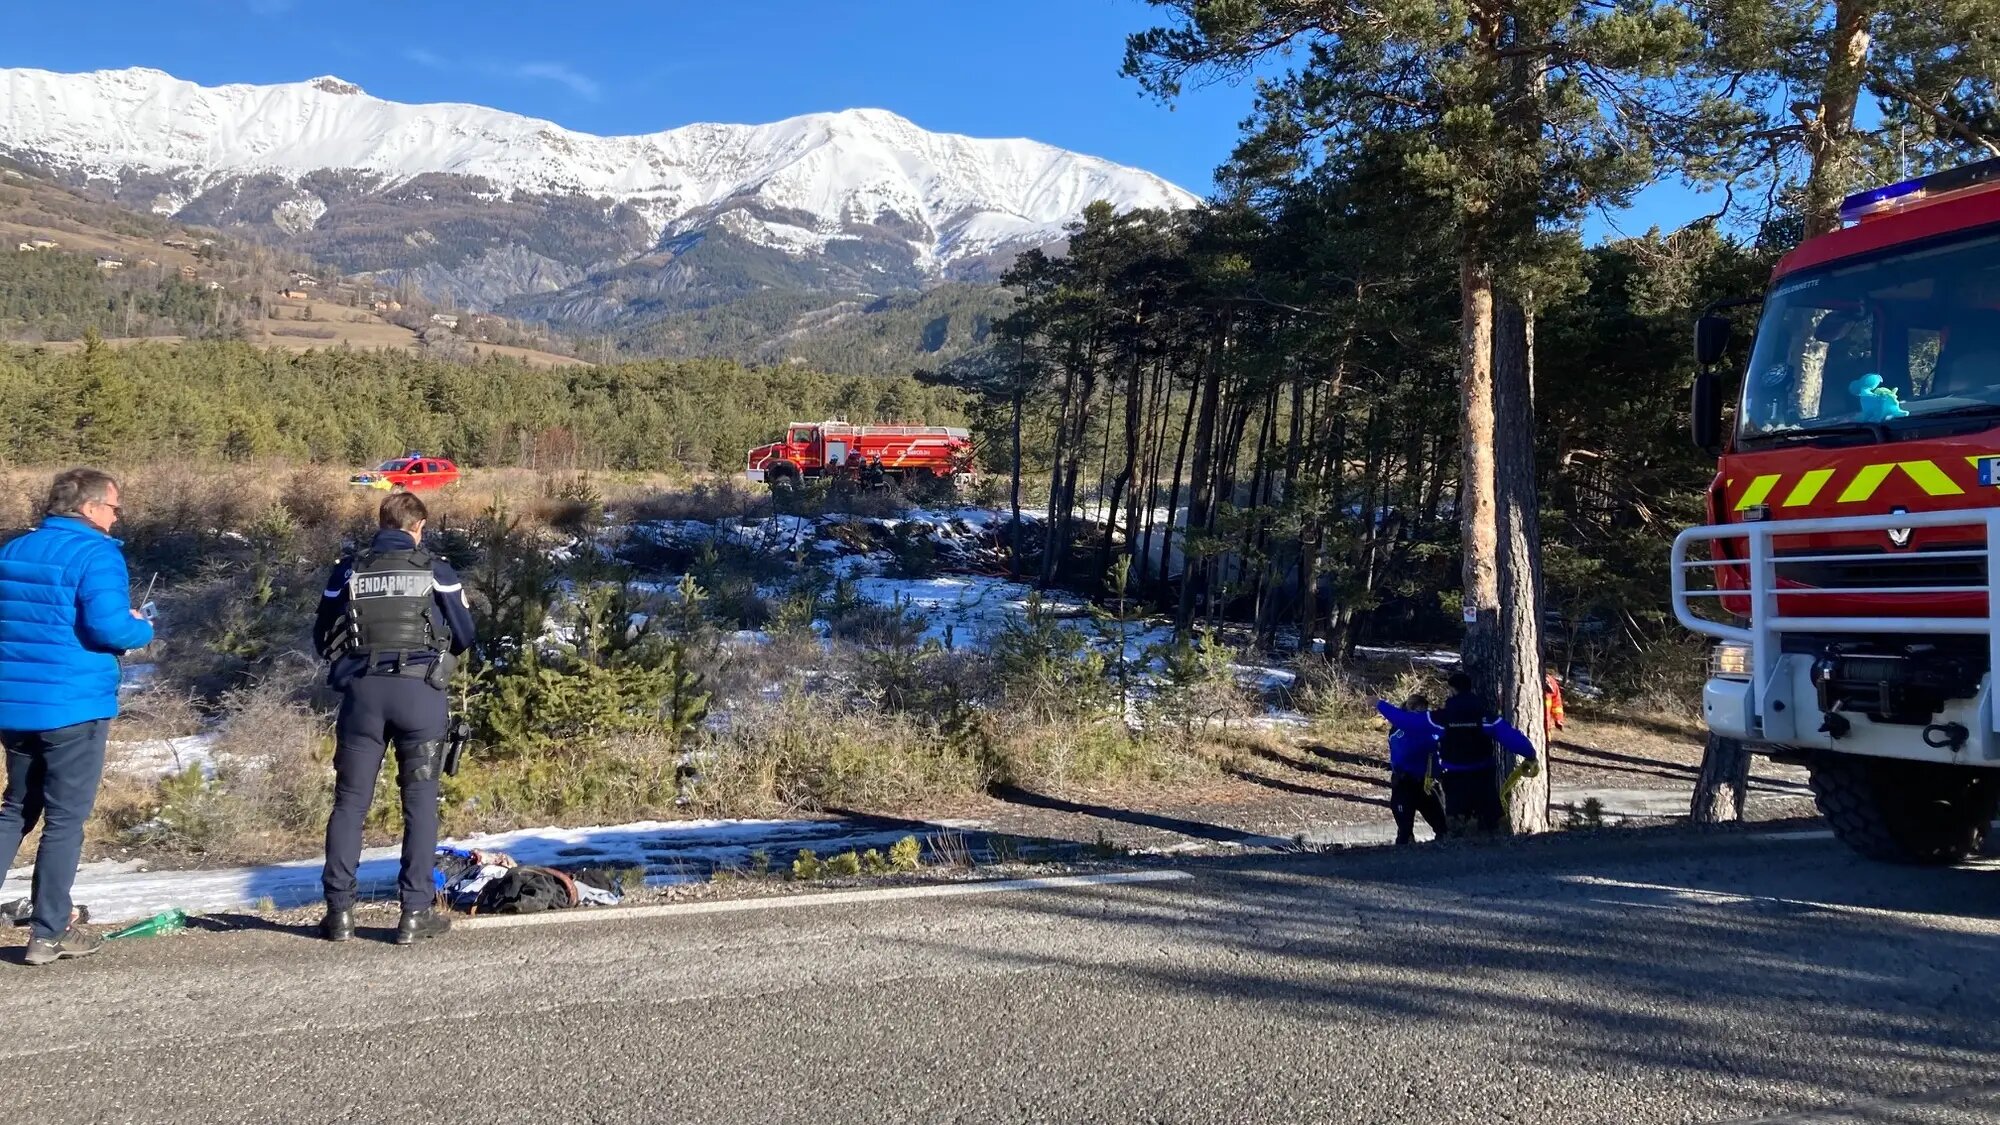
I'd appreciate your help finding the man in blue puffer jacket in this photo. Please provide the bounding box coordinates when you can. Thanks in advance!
[0,469,153,964]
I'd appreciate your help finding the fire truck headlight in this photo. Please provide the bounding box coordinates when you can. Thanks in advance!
[1710,642,1753,681]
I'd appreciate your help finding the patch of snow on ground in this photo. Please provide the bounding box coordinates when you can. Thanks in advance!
[1352,645,1461,668]
[1235,664,1298,693]
[850,575,1086,647]
[119,662,158,692]
[28,817,985,926]
[106,734,219,780]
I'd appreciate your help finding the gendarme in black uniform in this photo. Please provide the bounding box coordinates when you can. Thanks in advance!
[312,512,475,943]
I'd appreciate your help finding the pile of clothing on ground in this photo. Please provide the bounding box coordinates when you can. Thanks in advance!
[434,847,626,914]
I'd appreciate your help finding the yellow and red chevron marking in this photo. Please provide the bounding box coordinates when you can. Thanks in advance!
[1729,456,1992,511]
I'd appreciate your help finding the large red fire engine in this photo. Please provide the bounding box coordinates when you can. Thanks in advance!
[745,421,975,491]
[1676,157,2000,863]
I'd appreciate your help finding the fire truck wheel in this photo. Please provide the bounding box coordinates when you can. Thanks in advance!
[767,465,800,495]
[1809,755,1998,865]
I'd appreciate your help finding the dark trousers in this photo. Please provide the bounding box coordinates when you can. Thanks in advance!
[0,720,109,940]
[1440,766,1505,835]
[1389,770,1448,844]
[324,675,447,913]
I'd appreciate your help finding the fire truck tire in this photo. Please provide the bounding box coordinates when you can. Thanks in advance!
[1808,755,1998,865]
[767,464,800,494]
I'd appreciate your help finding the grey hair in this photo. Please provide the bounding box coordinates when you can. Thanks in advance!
[45,468,119,518]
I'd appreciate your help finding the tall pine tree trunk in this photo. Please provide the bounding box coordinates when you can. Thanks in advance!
[1493,295,1548,833]
[1097,358,1145,587]
[1160,364,1199,595]
[1692,735,1754,823]
[1009,387,1024,579]
[1042,362,1079,584]
[1802,0,1874,239]
[1458,256,1503,681]
[1177,345,1225,632]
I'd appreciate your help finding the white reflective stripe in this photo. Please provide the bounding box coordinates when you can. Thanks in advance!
[322,588,344,599]
[433,582,463,594]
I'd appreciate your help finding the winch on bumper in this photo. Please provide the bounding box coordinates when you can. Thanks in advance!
[1703,639,1994,763]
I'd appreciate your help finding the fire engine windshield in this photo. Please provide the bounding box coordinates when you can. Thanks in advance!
[1737,229,2000,445]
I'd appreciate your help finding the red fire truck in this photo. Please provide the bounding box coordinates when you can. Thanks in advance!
[1676,157,2000,863]
[745,421,975,492]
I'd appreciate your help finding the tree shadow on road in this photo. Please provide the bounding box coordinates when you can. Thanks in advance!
[988,784,1291,848]
[1555,741,1810,796]
[1224,767,1391,811]
[1303,744,1390,773]
[1249,745,1385,791]
[950,827,2000,1120]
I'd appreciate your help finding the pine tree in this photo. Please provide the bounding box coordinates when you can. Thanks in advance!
[663,574,712,745]
[1695,0,2000,238]
[1089,556,1147,731]
[69,329,139,462]
[1127,0,1727,830]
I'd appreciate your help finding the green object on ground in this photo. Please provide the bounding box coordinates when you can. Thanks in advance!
[107,909,187,940]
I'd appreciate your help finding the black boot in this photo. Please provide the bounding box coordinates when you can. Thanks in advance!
[321,906,354,943]
[395,908,450,945]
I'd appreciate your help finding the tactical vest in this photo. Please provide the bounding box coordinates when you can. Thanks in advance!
[342,548,447,667]
[1434,694,1499,770]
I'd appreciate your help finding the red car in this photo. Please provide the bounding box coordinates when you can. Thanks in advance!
[349,453,461,492]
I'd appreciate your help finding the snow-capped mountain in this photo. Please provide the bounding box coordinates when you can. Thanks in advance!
[0,67,1199,321]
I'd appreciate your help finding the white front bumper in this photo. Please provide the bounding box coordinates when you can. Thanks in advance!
[1704,661,2000,767]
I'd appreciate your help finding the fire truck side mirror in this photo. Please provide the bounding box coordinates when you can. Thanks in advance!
[1690,370,1723,452]
[1694,313,1732,367]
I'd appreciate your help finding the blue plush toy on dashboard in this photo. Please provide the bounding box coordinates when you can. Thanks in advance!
[1851,373,1908,422]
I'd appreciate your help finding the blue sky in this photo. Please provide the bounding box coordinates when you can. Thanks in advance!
[2,0,1711,239]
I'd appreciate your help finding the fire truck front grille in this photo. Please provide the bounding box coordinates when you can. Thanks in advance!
[1774,544,1987,590]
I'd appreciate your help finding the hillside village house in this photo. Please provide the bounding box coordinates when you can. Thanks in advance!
[16,238,58,252]
[278,287,310,300]
[430,313,460,329]
[95,257,123,271]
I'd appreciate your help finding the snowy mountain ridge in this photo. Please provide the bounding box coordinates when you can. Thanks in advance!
[0,66,1199,264]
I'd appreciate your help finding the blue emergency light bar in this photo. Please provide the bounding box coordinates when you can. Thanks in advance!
[1839,157,2000,224]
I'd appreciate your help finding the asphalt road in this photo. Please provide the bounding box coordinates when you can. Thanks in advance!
[5,827,2000,1125]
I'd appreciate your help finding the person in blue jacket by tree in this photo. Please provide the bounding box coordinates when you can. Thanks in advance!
[0,469,154,964]
[1381,693,1449,845]
[1377,672,1538,836]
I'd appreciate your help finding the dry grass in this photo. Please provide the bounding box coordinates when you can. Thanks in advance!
[687,697,992,816]
[0,463,695,545]
[90,667,339,864]
[618,477,769,524]
[109,681,204,744]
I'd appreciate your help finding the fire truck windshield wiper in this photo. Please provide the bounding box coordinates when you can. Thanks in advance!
[1757,421,1889,446]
